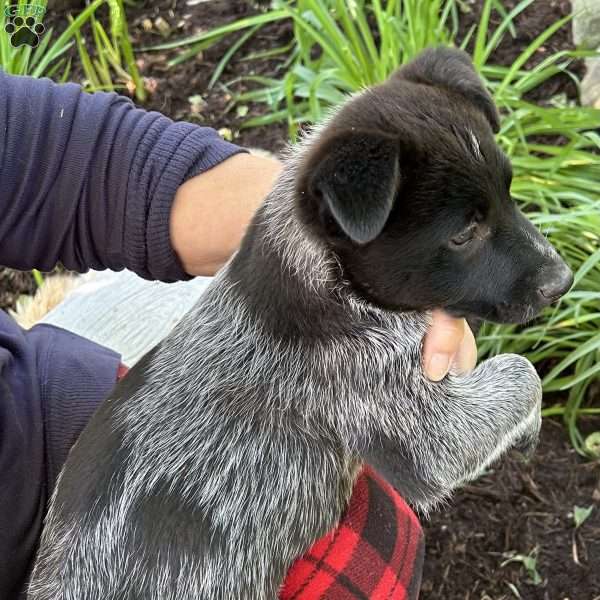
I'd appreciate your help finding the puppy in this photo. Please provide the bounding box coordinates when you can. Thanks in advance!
[28,48,573,600]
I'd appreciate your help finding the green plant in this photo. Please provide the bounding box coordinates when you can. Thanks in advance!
[146,8,290,66]
[72,0,145,101]
[31,268,44,288]
[573,505,594,528]
[470,0,600,456]
[1,0,143,100]
[155,0,600,453]
[501,548,543,586]
[149,0,460,137]
[1,0,71,79]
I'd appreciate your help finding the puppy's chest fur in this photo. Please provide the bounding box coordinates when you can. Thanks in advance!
[32,176,426,600]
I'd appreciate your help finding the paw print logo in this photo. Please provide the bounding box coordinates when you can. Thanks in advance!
[5,16,45,48]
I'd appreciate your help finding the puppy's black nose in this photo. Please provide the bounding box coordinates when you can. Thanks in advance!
[538,263,574,304]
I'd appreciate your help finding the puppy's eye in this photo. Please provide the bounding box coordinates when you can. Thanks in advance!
[450,225,476,248]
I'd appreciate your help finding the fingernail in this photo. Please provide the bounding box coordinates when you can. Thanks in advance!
[427,353,450,382]
[448,360,468,378]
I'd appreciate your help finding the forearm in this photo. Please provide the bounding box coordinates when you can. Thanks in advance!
[0,70,245,281]
[170,153,283,276]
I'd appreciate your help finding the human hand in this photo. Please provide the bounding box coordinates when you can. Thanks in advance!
[170,153,283,276]
[422,310,477,381]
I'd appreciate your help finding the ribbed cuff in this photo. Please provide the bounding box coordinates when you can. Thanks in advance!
[29,324,121,492]
[130,119,247,282]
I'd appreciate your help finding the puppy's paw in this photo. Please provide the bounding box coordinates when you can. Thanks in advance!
[458,353,542,479]
[416,354,542,503]
[513,406,542,460]
[474,353,542,420]
[360,353,542,512]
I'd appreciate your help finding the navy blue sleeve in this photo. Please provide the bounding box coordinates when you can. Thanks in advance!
[0,70,246,281]
[0,314,120,598]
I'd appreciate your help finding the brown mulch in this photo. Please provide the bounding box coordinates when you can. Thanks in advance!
[2,2,599,598]
[0,269,36,312]
[422,420,600,600]
[129,0,291,153]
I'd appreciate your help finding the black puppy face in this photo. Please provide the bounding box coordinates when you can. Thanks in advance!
[297,48,573,324]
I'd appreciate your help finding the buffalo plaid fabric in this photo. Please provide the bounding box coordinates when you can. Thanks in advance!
[116,363,130,381]
[280,466,424,600]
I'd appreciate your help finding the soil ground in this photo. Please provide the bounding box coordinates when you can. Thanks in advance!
[422,419,600,600]
[2,1,599,598]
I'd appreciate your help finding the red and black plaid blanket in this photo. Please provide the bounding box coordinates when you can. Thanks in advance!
[280,466,424,600]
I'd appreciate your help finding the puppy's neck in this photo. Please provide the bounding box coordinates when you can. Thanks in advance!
[223,160,358,336]
[239,122,347,298]
[260,160,340,294]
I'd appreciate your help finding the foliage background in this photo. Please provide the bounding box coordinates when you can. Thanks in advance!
[151,0,600,454]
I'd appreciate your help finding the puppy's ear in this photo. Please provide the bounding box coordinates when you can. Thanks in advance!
[300,129,400,245]
[398,47,500,133]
